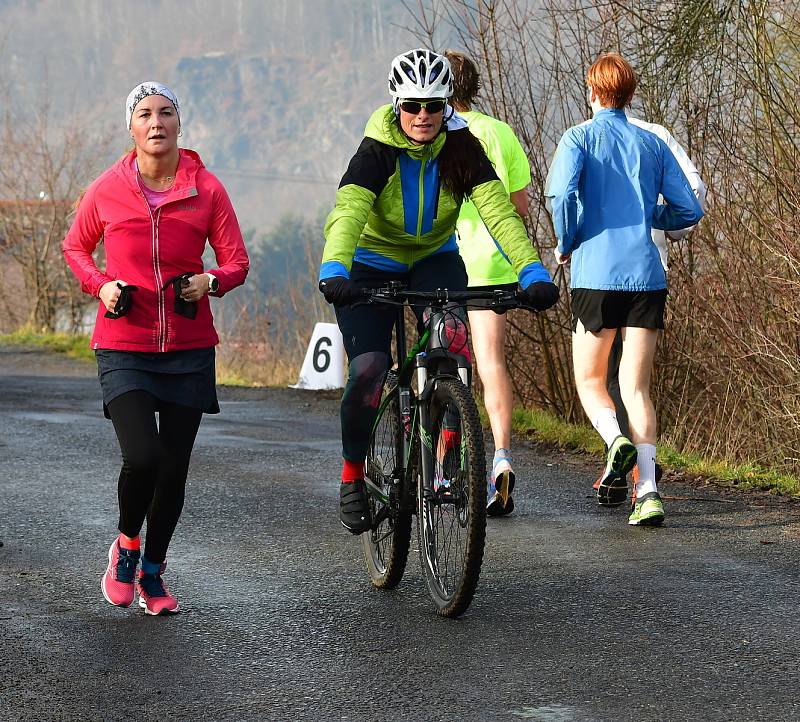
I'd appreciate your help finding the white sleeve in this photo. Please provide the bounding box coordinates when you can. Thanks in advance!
[662,130,707,240]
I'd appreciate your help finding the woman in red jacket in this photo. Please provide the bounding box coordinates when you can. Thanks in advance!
[63,82,249,615]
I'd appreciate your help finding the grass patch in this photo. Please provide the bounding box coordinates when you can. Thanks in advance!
[512,407,605,456]
[508,405,800,497]
[0,329,94,361]
[216,368,267,388]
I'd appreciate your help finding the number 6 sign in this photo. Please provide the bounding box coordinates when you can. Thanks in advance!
[291,322,345,390]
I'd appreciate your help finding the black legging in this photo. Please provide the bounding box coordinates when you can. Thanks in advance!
[107,390,203,564]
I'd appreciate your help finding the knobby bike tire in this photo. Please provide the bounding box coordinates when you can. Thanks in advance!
[417,377,487,617]
[362,373,413,589]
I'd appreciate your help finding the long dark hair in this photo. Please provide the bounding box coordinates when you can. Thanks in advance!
[438,125,491,201]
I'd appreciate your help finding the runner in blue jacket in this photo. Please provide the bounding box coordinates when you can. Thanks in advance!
[546,53,703,526]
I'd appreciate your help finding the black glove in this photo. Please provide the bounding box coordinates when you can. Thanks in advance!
[162,273,197,319]
[318,276,361,306]
[104,283,138,319]
[519,281,559,311]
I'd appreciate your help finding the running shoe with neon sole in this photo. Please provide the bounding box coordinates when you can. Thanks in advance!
[101,539,140,608]
[487,453,515,517]
[137,563,180,615]
[595,435,637,507]
[628,491,665,526]
[596,461,663,507]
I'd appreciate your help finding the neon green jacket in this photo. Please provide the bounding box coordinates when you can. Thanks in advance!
[320,105,549,288]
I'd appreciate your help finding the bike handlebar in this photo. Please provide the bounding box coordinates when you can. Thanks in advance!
[359,284,539,312]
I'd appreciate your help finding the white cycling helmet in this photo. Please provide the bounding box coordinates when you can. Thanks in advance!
[388,49,453,106]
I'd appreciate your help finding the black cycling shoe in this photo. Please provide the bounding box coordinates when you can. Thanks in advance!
[339,480,372,535]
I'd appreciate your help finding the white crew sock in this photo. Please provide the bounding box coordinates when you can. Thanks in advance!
[591,408,622,448]
[635,443,658,498]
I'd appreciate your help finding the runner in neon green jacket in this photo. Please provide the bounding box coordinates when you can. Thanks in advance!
[446,50,534,518]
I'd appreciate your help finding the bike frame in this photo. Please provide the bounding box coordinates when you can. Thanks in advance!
[366,292,474,509]
[364,286,534,513]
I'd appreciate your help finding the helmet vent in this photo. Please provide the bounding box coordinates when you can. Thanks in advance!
[400,60,417,83]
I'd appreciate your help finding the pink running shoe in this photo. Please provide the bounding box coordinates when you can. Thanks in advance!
[101,539,140,607]
[137,563,179,616]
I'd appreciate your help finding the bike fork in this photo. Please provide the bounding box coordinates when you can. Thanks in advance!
[415,355,435,492]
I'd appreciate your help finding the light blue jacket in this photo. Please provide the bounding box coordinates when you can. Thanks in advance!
[545,108,704,291]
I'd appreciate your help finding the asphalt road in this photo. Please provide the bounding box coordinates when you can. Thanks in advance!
[1,346,799,722]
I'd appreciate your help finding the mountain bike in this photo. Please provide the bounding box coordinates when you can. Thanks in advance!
[359,283,535,617]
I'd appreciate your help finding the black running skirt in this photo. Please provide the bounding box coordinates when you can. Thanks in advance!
[95,347,219,419]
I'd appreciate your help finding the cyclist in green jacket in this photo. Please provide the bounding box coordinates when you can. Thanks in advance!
[318,48,558,534]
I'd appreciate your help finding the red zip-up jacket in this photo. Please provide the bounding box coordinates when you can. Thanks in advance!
[63,149,249,352]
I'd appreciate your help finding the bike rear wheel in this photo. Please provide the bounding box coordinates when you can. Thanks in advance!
[417,377,487,617]
[362,374,412,589]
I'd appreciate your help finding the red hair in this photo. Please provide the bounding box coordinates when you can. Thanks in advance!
[586,53,637,109]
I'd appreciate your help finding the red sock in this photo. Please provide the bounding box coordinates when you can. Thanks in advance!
[118,533,140,551]
[442,429,461,452]
[341,459,365,483]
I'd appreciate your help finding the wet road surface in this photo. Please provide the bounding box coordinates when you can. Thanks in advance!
[1,346,799,721]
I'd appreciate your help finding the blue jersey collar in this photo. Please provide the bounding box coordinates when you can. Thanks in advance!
[593,107,627,119]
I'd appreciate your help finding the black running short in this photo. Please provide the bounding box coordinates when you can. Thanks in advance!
[570,288,667,332]
[465,282,518,312]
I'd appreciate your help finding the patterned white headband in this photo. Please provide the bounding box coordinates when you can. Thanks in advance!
[126,82,180,129]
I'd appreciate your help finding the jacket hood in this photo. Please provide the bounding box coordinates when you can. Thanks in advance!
[364,104,468,157]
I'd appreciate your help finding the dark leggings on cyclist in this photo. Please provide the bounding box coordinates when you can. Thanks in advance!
[107,390,203,564]
[340,352,391,462]
[335,252,468,462]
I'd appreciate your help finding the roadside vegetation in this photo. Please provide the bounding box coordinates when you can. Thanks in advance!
[0,329,94,361]
[410,0,800,479]
[507,406,800,498]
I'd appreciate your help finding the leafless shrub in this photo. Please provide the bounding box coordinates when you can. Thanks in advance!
[409,0,800,473]
[0,99,112,333]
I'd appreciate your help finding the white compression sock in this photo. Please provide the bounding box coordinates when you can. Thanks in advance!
[635,443,658,497]
[591,408,622,448]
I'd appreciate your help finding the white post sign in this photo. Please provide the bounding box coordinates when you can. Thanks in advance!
[291,322,345,390]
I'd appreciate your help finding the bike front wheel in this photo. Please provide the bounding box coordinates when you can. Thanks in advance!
[417,377,487,617]
[362,374,412,589]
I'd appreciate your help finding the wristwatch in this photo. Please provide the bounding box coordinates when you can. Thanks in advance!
[206,273,219,293]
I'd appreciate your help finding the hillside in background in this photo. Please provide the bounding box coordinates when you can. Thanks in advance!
[0,0,422,233]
